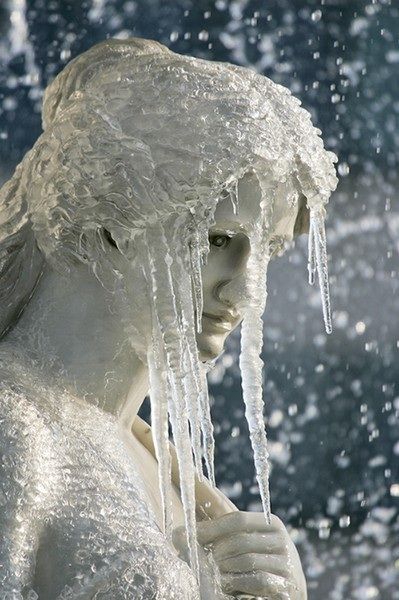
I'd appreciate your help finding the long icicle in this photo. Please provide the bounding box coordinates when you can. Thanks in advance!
[181,335,205,482]
[146,224,200,583]
[184,330,216,486]
[192,219,216,485]
[239,278,271,524]
[172,243,206,482]
[165,368,200,580]
[307,215,316,285]
[184,228,216,485]
[238,182,273,525]
[198,363,216,486]
[190,228,204,334]
[147,339,174,541]
[145,246,174,540]
[309,207,332,334]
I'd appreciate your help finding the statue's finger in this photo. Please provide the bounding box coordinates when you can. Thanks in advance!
[217,552,290,579]
[211,532,283,561]
[196,511,281,545]
[220,571,297,599]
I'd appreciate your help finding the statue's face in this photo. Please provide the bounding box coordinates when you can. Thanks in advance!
[196,172,299,361]
[101,172,299,365]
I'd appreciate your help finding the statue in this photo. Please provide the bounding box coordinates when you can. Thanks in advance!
[0,38,337,599]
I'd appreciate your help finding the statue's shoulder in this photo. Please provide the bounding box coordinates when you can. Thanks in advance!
[0,358,62,581]
[0,348,58,462]
[0,378,53,465]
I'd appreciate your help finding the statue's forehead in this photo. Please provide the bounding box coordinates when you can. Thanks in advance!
[211,171,298,239]
[212,175,261,229]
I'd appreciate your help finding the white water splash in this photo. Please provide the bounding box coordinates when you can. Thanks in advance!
[88,0,107,23]
[7,0,40,87]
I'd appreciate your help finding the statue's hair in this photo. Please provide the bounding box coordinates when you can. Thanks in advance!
[0,37,336,338]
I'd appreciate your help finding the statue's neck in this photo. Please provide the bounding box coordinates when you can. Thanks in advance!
[2,263,149,429]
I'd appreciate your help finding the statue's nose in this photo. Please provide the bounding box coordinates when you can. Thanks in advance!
[214,273,249,313]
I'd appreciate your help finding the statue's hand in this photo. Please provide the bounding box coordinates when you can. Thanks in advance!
[196,511,307,600]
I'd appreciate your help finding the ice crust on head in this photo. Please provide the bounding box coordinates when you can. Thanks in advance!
[0,37,338,583]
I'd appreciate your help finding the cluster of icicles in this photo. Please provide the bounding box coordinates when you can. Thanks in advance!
[144,192,332,585]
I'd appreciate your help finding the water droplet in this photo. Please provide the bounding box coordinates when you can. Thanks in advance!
[331,93,341,104]
[311,10,322,22]
[319,525,330,539]
[339,515,351,528]
[355,321,366,334]
[198,30,209,42]
[390,483,399,497]
[338,162,350,176]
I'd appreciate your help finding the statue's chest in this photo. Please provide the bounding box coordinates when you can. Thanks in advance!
[57,414,187,536]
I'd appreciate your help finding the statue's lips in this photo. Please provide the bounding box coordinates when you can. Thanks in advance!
[202,313,233,332]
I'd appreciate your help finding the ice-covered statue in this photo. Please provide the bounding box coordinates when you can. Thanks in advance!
[0,38,337,599]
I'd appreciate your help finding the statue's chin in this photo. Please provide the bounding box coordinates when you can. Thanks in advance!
[197,334,225,362]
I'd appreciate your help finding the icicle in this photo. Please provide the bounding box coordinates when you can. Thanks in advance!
[144,244,174,540]
[184,347,215,487]
[147,340,173,541]
[229,179,239,216]
[165,370,200,582]
[174,240,213,484]
[182,307,216,487]
[189,229,204,334]
[307,216,316,285]
[238,197,272,524]
[145,225,200,583]
[181,338,205,482]
[177,222,216,485]
[239,297,271,525]
[198,364,216,486]
[145,259,174,541]
[309,208,332,334]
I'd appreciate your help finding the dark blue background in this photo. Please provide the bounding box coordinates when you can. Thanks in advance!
[1,2,398,597]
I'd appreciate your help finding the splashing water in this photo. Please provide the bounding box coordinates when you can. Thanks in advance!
[88,0,107,23]
[6,0,41,87]
[0,38,338,596]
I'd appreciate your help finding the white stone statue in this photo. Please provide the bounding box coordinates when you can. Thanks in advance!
[0,38,337,599]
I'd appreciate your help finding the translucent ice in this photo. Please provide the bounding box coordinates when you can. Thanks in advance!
[309,207,332,334]
[238,182,274,523]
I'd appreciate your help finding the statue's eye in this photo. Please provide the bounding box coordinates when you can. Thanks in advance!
[103,228,118,249]
[210,234,231,248]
